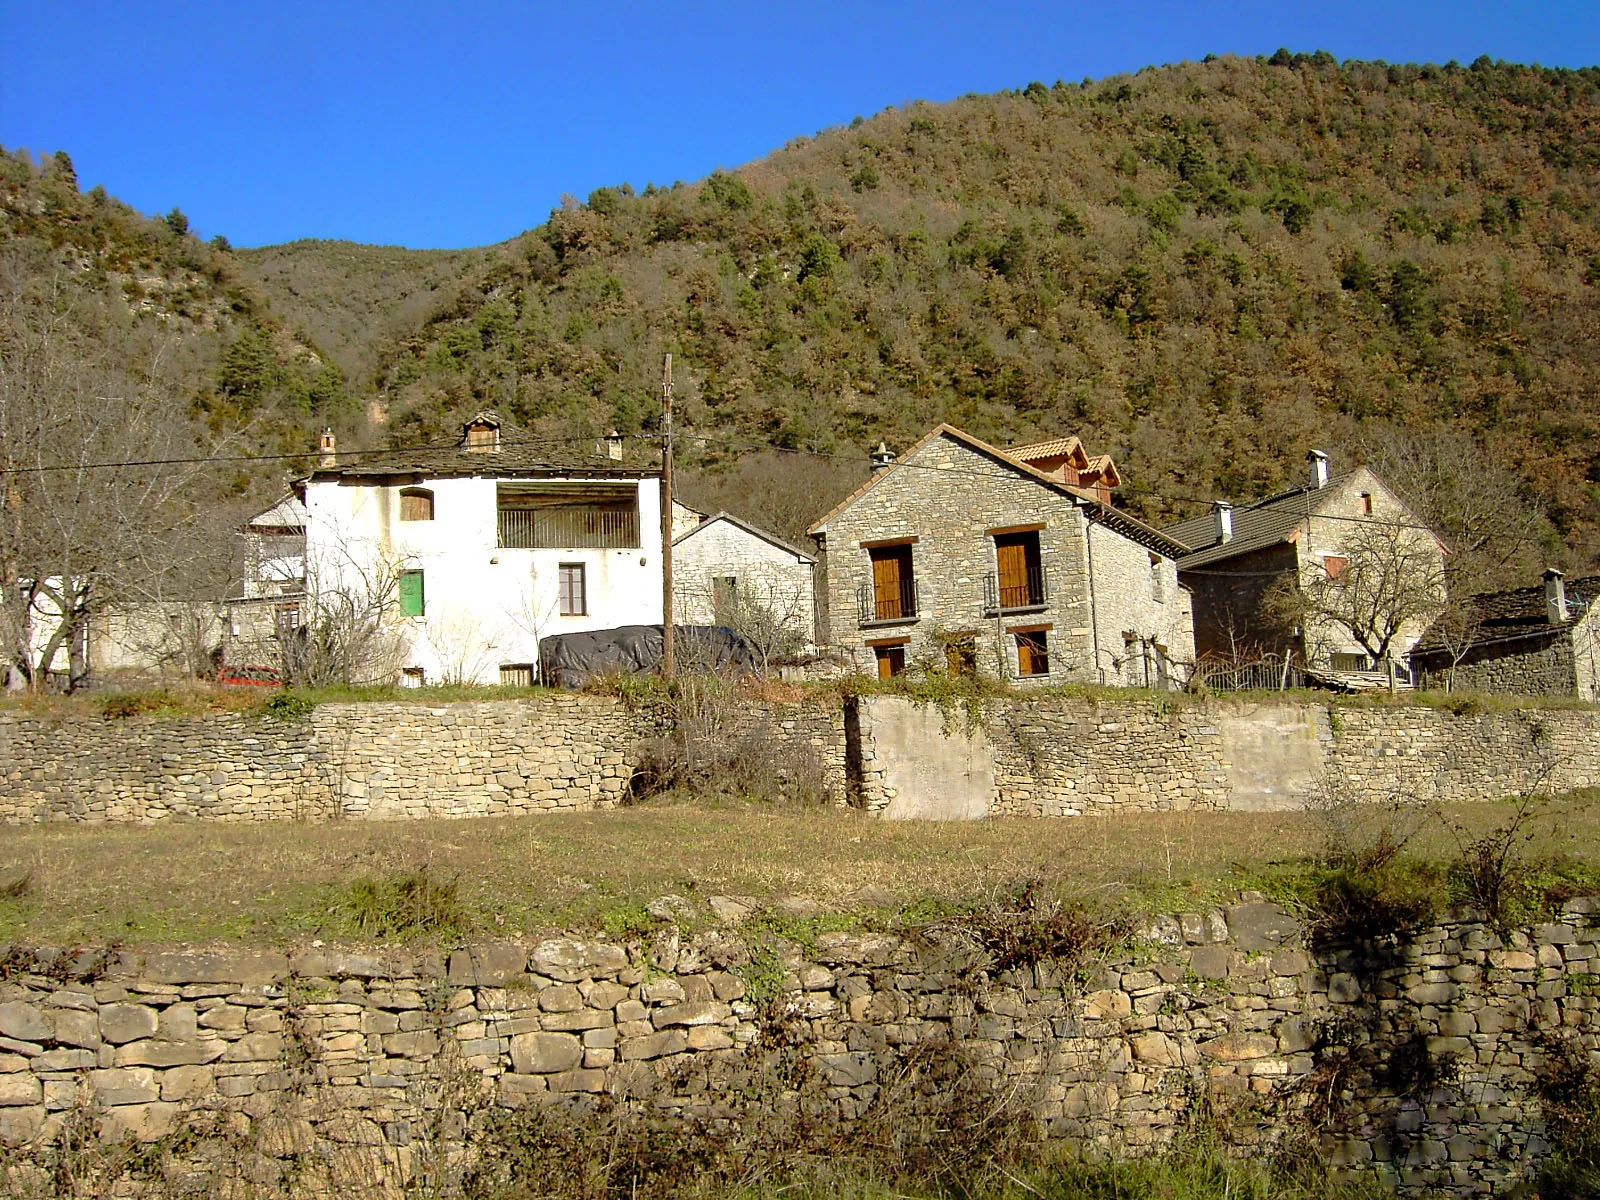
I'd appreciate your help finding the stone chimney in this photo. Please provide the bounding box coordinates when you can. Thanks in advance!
[318,428,337,468]
[1545,568,1569,624]
[870,441,894,473]
[1307,449,1330,489]
[1213,500,1234,545]
[604,430,624,461]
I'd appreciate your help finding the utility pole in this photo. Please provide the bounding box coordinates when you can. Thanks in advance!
[660,354,675,680]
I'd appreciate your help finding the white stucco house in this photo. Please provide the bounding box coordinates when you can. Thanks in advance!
[672,511,817,656]
[302,413,664,686]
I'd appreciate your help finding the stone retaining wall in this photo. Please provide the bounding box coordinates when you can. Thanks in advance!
[2,692,1598,825]
[852,695,1600,816]
[0,697,845,824]
[0,898,1592,1195]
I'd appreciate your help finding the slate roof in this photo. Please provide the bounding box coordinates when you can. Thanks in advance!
[307,422,656,483]
[244,494,308,532]
[673,511,816,563]
[1411,576,1600,657]
[1162,473,1359,569]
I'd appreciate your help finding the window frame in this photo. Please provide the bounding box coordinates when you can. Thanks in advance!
[558,562,587,617]
[1014,628,1051,677]
[398,569,425,618]
[399,487,435,522]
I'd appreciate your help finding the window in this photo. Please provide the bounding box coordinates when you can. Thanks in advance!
[1361,492,1374,516]
[713,576,738,622]
[500,664,536,688]
[498,484,639,549]
[399,570,425,617]
[865,543,916,622]
[873,643,907,679]
[945,636,977,677]
[274,603,301,641]
[558,563,587,616]
[465,421,499,451]
[401,666,425,687]
[399,488,434,522]
[988,530,1045,612]
[1014,629,1050,677]
[1149,553,1165,603]
[1324,555,1348,582]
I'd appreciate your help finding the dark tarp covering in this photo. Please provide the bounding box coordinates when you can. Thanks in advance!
[537,625,757,689]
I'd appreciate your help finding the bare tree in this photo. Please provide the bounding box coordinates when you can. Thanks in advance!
[425,608,502,686]
[1267,520,1446,668]
[0,249,244,691]
[697,572,811,675]
[280,538,409,687]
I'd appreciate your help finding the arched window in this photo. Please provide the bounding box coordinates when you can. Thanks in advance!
[399,487,434,522]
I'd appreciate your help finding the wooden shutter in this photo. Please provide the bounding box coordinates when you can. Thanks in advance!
[399,570,424,617]
[996,537,1029,608]
[872,550,903,619]
[400,490,433,521]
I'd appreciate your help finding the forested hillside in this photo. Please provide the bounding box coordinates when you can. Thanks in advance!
[343,54,1600,571]
[9,53,1600,577]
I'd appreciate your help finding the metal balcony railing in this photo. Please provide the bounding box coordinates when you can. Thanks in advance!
[983,564,1047,615]
[858,578,919,625]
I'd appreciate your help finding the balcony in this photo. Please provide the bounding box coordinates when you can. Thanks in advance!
[983,564,1047,615]
[858,578,919,626]
[497,505,639,550]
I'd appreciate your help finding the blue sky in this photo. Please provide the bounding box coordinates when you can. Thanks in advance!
[3,1,1597,249]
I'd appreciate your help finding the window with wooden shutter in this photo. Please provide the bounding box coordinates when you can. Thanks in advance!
[1014,629,1050,677]
[399,488,434,521]
[868,544,915,621]
[399,570,425,617]
[874,644,906,679]
[558,563,586,616]
[1324,555,1348,582]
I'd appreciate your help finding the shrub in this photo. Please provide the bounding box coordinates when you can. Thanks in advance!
[339,867,468,940]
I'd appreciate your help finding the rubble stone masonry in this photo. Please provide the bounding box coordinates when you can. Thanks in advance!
[0,899,1590,1194]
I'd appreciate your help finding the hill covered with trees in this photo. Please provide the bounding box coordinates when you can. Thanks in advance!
[11,53,1600,577]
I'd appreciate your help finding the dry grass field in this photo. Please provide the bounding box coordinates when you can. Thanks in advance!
[0,792,1595,948]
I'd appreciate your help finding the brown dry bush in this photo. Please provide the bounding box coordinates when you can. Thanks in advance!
[628,675,830,807]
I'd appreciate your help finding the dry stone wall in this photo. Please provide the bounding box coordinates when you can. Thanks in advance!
[0,698,845,825]
[3,691,1599,825]
[0,899,1591,1195]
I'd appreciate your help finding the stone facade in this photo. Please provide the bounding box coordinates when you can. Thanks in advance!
[810,428,1193,685]
[0,899,1591,1195]
[1414,605,1600,701]
[671,514,817,651]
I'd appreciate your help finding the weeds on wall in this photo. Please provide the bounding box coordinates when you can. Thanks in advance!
[1533,1033,1600,1199]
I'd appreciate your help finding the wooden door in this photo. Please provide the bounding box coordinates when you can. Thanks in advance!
[995,536,1029,609]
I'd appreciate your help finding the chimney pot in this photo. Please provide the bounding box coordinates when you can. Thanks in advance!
[1213,500,1234,545]
[1545,568,1569,624]
[870,441,894,472]
[604,430,624,461]
[318,427,336,468]
[1307,449,1330,489]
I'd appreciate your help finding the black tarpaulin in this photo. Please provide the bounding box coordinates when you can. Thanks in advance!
[537,625,757,689]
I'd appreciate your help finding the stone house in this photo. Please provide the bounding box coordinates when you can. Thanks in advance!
[672,511,817,656]
[1161,452,1445,673]
[1410,569,1600,699]
[302,413,663,686]
[806,425,1193,685]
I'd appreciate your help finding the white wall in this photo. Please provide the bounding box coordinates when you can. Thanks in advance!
[304,475,664,685]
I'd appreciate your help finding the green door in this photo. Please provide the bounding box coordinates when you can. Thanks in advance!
[399,570,425,617]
